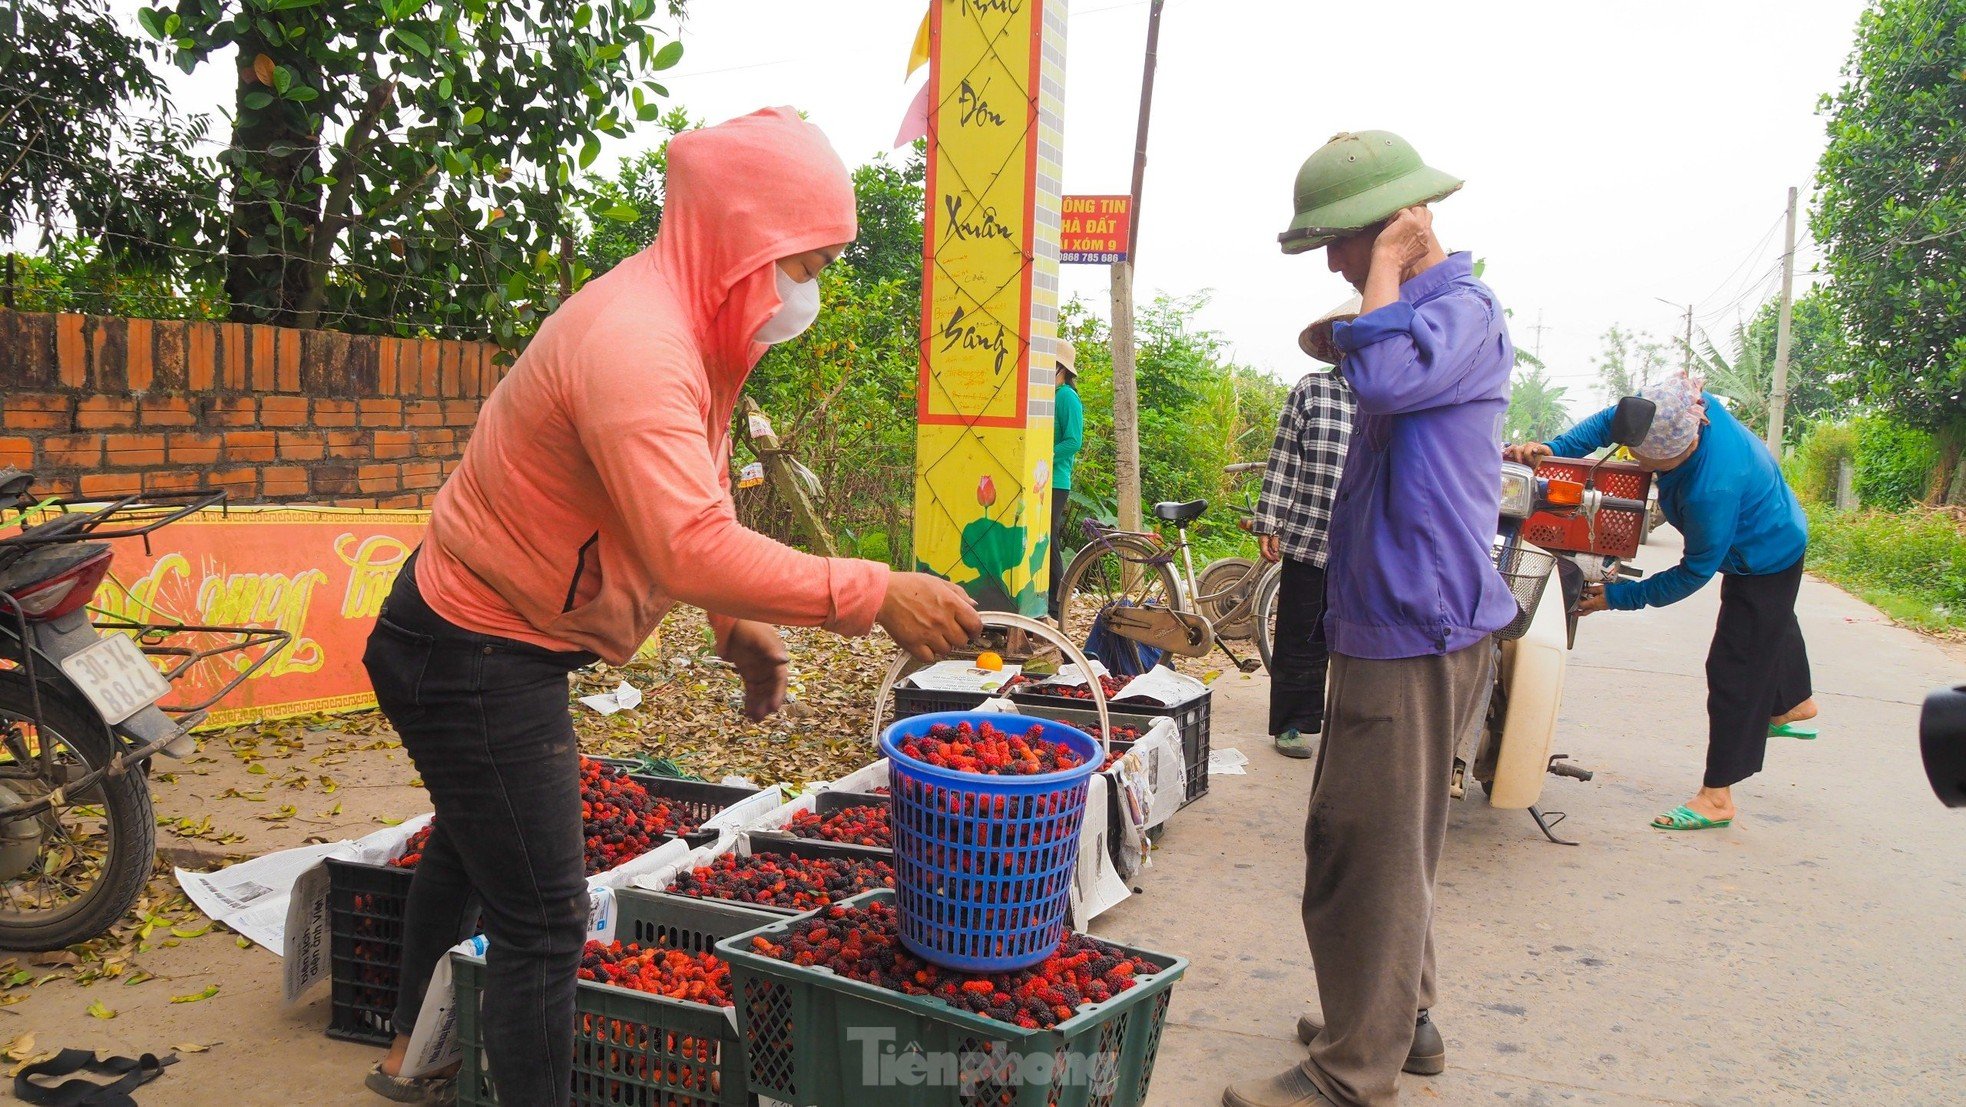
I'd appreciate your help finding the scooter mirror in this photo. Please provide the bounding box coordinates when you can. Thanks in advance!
[1610,397,1657,449]
[1921,683,1966,808]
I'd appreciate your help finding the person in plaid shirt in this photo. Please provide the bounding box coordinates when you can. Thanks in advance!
[1252,302,1356,758]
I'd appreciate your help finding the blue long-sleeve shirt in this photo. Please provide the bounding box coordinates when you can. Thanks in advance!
[1545,395,1807,609]
[1324,252,1521,658]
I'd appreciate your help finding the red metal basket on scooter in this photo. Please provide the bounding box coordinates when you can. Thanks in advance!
[1522,458,1653,559]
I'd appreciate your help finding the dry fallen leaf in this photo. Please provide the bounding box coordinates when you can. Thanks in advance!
[172,1041,217,1054]
[86,999,116,1019]
[170,984,219,1004]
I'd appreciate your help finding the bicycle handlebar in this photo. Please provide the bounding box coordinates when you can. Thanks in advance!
[1599,496,1648,514]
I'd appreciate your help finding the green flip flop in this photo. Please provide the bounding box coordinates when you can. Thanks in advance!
[1652,805,1732,831]
[1768,722,1819,739]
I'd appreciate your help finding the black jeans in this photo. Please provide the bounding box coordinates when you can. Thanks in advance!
[1269,556,1331,736]
[1704,557,1812,788]
[361,552,595,1104]
[1048,492,1070,621]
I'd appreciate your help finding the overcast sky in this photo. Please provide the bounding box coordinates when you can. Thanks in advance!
[115,0,1868,414]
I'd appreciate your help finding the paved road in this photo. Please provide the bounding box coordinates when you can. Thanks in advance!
[1101,527,1966,1106]
[6,529,1959,1105]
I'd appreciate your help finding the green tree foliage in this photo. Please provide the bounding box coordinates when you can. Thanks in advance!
[1783,421,1859,505]
[1,2,223,277]
[1687,320,1774,436]
[581,105,698,278]
[7,239,224,320]
[1591,324,1671,403]
[1852,414,1941,509]
[1813,0,1965,499]
[145,0,688,344]
[1505,364,1571,443]
[1744,289,1846,435]
[1062,294,1284,559]
[733,149,928,564]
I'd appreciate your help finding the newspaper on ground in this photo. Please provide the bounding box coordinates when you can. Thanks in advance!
[898,659,1023,694]
[1113,666,1208,707]
[1208,747,1251,776]
[578,680,643,715]
[1034,660,1110,688]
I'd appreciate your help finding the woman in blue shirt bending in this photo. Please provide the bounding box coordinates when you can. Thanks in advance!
[1507,374,1817,831]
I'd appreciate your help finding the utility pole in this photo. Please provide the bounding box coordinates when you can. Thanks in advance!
[1767,185,1799,452]
[1679,303,1692,377]
[1530,309,1546,362]
[1109,0,1164,536]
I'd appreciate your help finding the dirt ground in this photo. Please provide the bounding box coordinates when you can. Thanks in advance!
[1,528,1961,1105]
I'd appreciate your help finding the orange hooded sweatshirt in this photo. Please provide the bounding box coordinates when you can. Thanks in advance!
[414,107,890,663]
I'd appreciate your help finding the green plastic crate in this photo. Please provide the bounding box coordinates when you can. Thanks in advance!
[717,890,1186,1107]
[452,889,777,1107]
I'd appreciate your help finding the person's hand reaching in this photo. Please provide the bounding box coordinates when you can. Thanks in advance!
[1503,442,1553,466]
[878,572,984,662]
[717,619,790,721]
[1259,533,1281,564]
[1576,583,1609,616]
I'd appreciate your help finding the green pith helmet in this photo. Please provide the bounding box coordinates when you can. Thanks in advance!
[1279,130,1463,254]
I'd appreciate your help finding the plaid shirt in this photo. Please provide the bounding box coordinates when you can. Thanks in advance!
[1252,370,1354,567]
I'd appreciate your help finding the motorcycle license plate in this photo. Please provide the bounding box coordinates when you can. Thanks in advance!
[58,635,173,725]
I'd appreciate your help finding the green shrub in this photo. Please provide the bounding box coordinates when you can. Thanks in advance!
[1805,504,1966,633]
[1785,422,1858,505]
[1852,416,1940,509]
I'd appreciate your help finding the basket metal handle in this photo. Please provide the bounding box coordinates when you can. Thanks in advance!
[871,611,1112,757]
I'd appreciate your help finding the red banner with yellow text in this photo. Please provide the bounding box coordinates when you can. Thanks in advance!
[85,506,427,728]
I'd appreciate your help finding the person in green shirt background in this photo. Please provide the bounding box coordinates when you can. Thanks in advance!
[1049,341,1083,624]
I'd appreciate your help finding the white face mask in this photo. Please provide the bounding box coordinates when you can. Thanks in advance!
[753,266,821,345]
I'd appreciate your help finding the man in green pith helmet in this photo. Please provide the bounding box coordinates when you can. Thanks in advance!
[1224,131,1516,1107]
[1048,340,1083,623]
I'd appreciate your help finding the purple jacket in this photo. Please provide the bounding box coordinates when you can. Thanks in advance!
[1325,252,1519,659]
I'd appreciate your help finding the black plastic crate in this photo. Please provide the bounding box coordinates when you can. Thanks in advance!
[325,857,460,1046]
[891,685,993,720]
[748,791,894,858]
[455,890,778,1106]
[643,835,897,917]
[325,774,756,1044]
[1007,686,1213,806]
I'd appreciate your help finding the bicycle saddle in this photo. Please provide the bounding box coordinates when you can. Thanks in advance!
[1152,499,1208,525]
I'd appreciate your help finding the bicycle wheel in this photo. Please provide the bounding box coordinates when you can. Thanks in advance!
[1253,562,1283,675]
[1195,556,1260,641]
[1056,535,1183,650]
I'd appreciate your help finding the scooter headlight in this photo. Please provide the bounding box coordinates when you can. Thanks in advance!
[1499,462,1535,520]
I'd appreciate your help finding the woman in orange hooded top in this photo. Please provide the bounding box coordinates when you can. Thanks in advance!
[359,107,979,1104]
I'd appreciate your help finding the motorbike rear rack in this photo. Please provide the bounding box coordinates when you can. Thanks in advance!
[91,619,293,714]
[2,491,229,554]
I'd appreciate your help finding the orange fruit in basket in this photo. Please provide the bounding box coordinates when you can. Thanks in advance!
[975,651,1005,671]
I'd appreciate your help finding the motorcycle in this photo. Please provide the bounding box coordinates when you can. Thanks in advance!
[0,469,287,948]
[1460,397,1656,844]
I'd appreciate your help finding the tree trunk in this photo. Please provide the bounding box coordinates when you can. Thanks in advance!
[223,29,324,327]
[1934,421,1966,507]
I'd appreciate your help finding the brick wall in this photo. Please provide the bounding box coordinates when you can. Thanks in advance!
[0,310,506,508]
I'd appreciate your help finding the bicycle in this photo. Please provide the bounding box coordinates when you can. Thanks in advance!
[1055,463,1280,675]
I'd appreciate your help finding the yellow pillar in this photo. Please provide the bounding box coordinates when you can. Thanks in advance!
[912,0,1068,615]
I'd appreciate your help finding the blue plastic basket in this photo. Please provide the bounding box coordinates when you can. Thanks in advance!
[877,711,1100,973]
